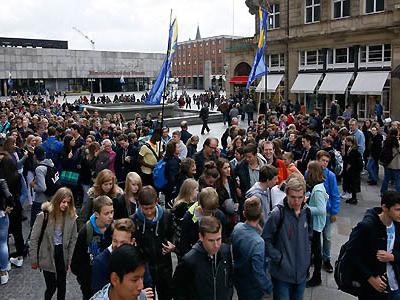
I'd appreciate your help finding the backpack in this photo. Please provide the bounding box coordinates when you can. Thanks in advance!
[37,164,61,197]
[332,149,343,176]
[334,238,362,296]
[153,159,168,190]
[379,144,398,167]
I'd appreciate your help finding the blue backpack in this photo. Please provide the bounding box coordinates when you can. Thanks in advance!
[153,159,168,190]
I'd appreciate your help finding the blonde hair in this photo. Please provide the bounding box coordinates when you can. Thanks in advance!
[285,176,306,194]
[124,172,142,212]
[48,187,76,222]
[174,179,198,208]
[93,169,121,198]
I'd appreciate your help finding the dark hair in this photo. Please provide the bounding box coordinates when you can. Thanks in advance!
[203,137,216,148]
[199,215,221,236]
[116,134,128,142]
[63,134,74,152]
[259,165,278,182]
[381,191,400,209]
[235,147,244,156]
[302,134,314,144]
[243,143,258,155]
[138,185,158,205]
[34,146,46,161]
[48,126,57,136]
[306,161,325,187]
[70,123,80,131]
[244,196,262,221]
[112,218,136,239]
[316,150,331,161]
[202,161,220,179]
[165,140,178,158]
[179,157,195,176]
[385,128,399,148]
[109,244,145,285]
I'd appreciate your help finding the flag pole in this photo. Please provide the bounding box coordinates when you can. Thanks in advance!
[159,9,173,159]
[264,1,270,129]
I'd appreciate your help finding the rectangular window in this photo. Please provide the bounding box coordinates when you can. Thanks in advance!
[305,0,320,23]
[270,54,280,67]
[360,46,367,63]
[300,49,324,66]
[368,45,383,62]
[365,0,384,14]
[384,44,391,61]
[269,4,280,29]
[333,0,350,19]
[335,48,348,63]
[307,50,317,65]
[327,49,334,64]
[359,44,391,64]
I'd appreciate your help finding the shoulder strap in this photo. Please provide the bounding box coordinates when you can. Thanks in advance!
[145,143,158,160]
[273,205,285,243]
[37,211,49,262]
[86,221,93,248]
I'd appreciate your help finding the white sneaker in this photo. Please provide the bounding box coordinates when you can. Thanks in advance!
[0,272,9,285]
[340,192,347,198]
[9,257,23,267]
[343,192,352,199]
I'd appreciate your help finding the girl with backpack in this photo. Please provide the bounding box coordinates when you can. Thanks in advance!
[172,178,198,261]
[30,187,78,300]
[306,161,329,288]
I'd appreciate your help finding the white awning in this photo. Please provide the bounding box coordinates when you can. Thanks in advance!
[290,73,323,94]
[255,74,284,92]
[350,71,390,95]
[318,72,353,94]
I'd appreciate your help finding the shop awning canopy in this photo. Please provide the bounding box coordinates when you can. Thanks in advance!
[350,71,390,95]
[290,73,323,94]
[255,74,284,92]
[318,72,353,94]
[229,75,249,84]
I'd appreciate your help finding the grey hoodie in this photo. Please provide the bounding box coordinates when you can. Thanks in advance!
[33,159,54,203]
[246,183,271,222]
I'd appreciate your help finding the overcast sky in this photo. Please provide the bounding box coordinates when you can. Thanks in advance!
[0,0,255,53]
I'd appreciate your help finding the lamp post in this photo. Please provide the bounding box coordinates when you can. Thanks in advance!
[88,78,95,94]
[223,64,228,92]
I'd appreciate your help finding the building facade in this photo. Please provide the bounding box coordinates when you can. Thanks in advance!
[227,0,400,120]
[171,30,242,91]
[0,37,164,96]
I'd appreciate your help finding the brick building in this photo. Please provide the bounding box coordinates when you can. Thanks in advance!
[226,0,400,120]
[171,27,242,91]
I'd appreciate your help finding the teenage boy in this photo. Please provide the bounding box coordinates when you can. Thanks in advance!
[131,186,175,300]
[262,177,313,300]
[347,191,400,300]
[71,196,114,299]
[231,197,273,300]
[91,218,152,295]
[173,216,234,300]
[90,244,150,300]
[246,165,279,223]
[316,150,341,273]
[179,187,227,257]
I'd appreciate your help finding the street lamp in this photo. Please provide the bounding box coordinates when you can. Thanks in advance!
[34,80,44,95]
[223,64,228,92]
[88,78,95,94]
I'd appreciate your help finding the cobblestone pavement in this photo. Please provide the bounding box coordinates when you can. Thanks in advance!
[1,120,378,300]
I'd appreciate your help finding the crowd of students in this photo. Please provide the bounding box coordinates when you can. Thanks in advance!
[0,92,400,300]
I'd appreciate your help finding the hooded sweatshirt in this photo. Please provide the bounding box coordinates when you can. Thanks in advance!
[131,204,173,266]
[33,158,54,203]
[246,182,272,222]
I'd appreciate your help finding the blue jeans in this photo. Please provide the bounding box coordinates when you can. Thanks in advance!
[389,289,400,300]
[380,168,400,196]
[19,175,28,205]
[272,277,306,300]
[367,158,379,183]
[322,215,332,262]
[0,214,9,271]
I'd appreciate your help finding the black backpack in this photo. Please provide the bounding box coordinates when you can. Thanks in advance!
[334,236,362,296]
[37,164,61,197]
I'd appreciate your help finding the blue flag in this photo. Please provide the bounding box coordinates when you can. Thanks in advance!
[7,72,13,88]
[246,7,268,90]
[145,18,178,105]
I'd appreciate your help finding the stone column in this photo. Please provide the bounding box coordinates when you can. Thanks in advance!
[99,79,103,93]
[3,80,8,97]
[204,60,212,91]
[391,40,400,120]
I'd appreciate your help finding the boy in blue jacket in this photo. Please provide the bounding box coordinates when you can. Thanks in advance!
[316,150,340,273]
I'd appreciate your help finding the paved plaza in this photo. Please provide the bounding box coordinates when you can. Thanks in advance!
[1,120,379,300]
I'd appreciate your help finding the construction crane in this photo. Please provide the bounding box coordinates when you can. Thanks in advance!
[72,26,95,50]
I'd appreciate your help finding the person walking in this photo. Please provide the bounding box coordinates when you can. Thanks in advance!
[199,102,210,135]
[30,188,78,300]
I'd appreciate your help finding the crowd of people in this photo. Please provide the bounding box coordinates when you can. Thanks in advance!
[0,90,399,300]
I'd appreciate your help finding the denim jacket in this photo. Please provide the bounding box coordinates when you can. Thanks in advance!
[231,222,272,298]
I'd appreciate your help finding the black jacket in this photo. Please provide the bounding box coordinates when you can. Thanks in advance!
[173,242,234,300]
[369,133,383,161]
[297,146,318,174]
[194,150,217,180]
[114,143,138,183]
[348,208,400,296]
[180,130,192,145]
[234,160,251,199]
[0,179,13,211]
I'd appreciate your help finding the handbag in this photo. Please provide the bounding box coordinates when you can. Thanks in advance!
[60,170,79,186]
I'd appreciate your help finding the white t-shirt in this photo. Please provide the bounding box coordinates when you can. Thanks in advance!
[386,223,399,291]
